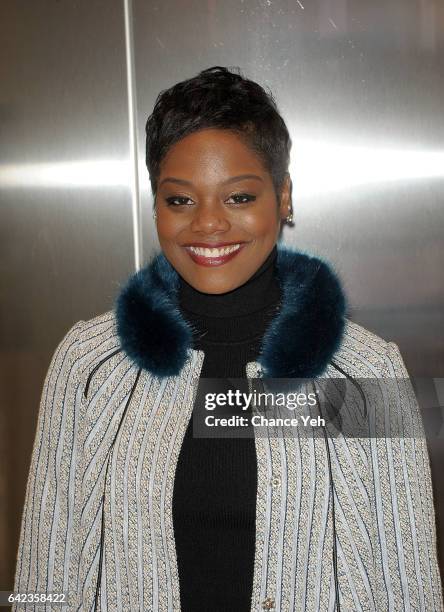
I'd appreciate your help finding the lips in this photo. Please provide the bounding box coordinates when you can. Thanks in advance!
[182,241,245,248]
[184,243,247,267]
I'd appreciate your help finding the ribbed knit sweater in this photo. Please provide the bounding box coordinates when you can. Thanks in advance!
[172,245,282,611]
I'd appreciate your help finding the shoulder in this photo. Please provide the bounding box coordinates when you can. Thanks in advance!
[77,309,117,341]
[329,317,410,378]
[66,310,123,381]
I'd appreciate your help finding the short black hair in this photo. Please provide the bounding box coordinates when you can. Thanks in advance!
[145,65,291,205]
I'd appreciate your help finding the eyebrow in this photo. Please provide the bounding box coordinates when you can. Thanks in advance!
[158,174,264,188]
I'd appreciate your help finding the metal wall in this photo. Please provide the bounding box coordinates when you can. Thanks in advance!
[1,0,443,593]
[0,0,134,591]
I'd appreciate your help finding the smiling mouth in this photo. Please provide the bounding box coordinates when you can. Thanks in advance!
[183,243,247,266]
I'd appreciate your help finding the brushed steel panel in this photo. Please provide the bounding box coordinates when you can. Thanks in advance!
[0,0,133,590]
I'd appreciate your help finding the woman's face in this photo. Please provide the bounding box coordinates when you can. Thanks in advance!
[155,128,291,294]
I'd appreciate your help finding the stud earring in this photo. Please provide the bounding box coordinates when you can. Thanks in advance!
[152,209,157,221]
[285,210,293,224]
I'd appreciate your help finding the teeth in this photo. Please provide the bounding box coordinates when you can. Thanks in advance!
[187,244,242,257]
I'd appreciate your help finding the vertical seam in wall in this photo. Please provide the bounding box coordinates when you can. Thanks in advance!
[123,0,142,271]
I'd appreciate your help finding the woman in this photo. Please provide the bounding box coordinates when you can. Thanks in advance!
[13,66,443,611]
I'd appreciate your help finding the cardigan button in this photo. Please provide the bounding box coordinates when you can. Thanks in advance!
[262,597,275,609]
[270,476,281,488]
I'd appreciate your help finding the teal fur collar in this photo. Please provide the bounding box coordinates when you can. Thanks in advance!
[114,243,347,379]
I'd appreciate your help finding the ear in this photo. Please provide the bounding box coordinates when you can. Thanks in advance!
[279,173,292,220]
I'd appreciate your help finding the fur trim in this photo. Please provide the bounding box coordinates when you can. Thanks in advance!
[114,243,347,379]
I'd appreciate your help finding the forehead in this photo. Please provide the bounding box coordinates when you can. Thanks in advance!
[159,128,267,176]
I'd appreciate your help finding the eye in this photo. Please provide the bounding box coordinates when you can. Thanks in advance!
[226,193,256,205]
[164,192,256,207]
[165,196,194,207]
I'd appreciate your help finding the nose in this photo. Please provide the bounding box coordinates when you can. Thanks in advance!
[189,201,231,233]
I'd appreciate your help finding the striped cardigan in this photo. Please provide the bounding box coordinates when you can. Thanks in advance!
[13,313,444,611]
[13,246,443,611]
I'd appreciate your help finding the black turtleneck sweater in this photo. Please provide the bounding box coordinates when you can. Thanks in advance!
[172,245,282,612]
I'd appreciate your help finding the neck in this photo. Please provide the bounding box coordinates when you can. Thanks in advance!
[178,245,282,344]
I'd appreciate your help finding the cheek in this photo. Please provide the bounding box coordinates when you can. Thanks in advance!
[243,207,278,234]
[157,214,182,238]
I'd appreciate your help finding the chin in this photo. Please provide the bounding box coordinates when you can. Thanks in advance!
[194,281,236,295]
[191,272,241,292]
